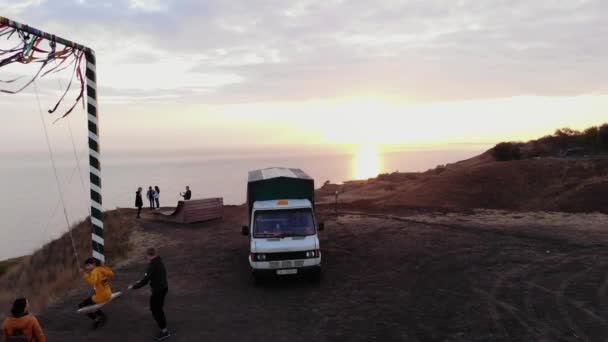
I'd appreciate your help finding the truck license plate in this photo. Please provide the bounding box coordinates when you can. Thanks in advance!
[277,269,297,275]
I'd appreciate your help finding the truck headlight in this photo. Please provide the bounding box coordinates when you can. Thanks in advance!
[306,250,320,258]
[255,253,266,261]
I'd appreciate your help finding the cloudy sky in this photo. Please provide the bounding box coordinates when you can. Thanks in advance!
[1,0,607,152]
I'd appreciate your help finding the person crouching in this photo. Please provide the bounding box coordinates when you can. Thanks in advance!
[78,257,114,329]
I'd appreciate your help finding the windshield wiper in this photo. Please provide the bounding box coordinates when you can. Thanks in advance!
[275,233,310,238]
[255,233,275,238]
[255,232,311,238]
[255,233,284,238]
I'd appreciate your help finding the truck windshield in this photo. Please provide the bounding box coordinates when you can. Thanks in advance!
[253,209,316,238]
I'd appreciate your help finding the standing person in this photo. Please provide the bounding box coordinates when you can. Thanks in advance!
[135,187,143,218]
[154,186,160,209]
[147,186,156,209]
[179,186,191,201]
[78,257,114,329]
[128,247,170,341]
[2,297,45,342]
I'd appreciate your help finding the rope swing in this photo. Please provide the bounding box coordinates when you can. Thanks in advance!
[1,16,105,264]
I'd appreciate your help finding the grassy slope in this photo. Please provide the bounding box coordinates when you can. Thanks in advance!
[0,257,26,278]
[0,209,138,317]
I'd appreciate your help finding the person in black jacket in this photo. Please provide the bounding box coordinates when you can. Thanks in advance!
[147,186,156,209]
[179,186,191,201]
[135,187,143,218]
[128,247,170,341]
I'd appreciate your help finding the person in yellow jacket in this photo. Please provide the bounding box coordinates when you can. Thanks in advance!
[78,257,114,329]
[2,297,45,342]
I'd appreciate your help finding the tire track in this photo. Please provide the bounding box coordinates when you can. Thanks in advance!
[487,257,559,338]
[556,264,597,341]
[474,288,541,336]
[521,252,607,340]
[330,210,608,340]
[528,282,606,325]
[598,271,608,319]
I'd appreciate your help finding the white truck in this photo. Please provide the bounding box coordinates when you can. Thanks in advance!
[242,167,323,282]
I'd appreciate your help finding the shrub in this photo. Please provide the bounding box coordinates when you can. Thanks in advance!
[492,142,522,161]
[600,124,608,151]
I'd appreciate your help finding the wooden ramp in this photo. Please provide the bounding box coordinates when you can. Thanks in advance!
[155,198,223,223]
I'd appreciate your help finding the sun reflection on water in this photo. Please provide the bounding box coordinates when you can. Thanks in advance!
[353,144,381,180]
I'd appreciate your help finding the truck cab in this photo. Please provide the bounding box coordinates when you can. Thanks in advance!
[242,168,323,281]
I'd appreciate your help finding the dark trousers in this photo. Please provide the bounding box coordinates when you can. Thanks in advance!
[78,297,105,320]
[150,288,168,330]
[155,198,160,208]
[149,198,155,209]
[137,206,142,218]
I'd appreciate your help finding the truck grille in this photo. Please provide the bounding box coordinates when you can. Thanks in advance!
[269,260,305,268]
[266,251,308,261]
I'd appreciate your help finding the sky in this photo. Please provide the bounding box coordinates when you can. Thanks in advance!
[1,0,607,153]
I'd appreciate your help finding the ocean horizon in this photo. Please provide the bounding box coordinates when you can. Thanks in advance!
[0,145,489,259]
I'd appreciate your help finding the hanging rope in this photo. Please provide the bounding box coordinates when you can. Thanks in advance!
[41,148,89,244]
[33,80,81,268]
[55,62,90,211]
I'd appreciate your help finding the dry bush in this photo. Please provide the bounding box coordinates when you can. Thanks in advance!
[0,209,138,318]
[509,123,608,158]
[491,142,523,161]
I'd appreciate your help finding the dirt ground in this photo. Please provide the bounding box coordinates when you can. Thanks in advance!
[38,205,608,341]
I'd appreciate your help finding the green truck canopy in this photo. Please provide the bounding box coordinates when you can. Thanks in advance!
[247,167,315,219]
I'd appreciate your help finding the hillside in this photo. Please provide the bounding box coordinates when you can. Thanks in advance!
[318,155,608,213]
[0,209,142,317]
[316,123,608,213]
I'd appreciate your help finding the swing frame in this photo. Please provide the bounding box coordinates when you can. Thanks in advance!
[0,16,105,263]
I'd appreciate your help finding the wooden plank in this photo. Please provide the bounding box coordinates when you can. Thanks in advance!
[159,197,223,224]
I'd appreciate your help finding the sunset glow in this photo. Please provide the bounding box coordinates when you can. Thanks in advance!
[354,144,381,180]
[0,0,606,153]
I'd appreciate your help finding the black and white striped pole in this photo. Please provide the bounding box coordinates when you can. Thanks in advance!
[85,50,104,263]
[0,16,105,264]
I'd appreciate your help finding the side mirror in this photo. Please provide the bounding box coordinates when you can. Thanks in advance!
[318,223,325,231]
[241,225,249,236]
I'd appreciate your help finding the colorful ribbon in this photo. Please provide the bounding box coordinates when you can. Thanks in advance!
[0,27,86,121]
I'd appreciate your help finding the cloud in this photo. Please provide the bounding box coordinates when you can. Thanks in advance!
[1,0,606,104]
[0,0,44,16]
[128,0,168,12]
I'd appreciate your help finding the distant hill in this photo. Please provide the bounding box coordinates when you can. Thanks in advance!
[317,123,608,213]
[490,123,608,161]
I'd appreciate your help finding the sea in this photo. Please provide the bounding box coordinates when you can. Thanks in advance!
[0,146,489,260]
